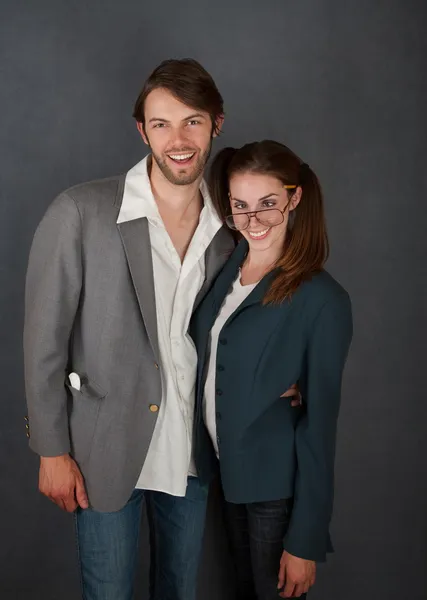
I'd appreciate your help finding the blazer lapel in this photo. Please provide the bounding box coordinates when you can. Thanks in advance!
[193,226,235,312]
[117,218,160,364]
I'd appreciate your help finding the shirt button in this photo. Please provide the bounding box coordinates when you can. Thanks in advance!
[217,365,224,372]
[219,338,227,345]
[216,389,223,396]
[149,404,159,413]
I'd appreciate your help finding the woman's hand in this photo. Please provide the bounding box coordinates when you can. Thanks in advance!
[277,550,316,597]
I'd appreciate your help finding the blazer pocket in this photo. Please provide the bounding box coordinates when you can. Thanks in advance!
[66,378,106,464]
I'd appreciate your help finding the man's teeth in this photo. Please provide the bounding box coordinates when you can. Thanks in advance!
[168,153,195,161]
[248,228,270,238]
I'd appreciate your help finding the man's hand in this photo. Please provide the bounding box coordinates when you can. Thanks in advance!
[277,551,316,598]
[39,454,89,512]
[281,384,302,407]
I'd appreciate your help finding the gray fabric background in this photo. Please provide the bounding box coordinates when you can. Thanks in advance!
[1,1,426,598]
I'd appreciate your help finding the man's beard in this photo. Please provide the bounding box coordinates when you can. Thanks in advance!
[151,141,212,186]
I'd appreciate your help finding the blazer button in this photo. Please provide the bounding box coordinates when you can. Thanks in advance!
[154,363,159,369]
[216,389,223,396]
[26,432,30,438]
[219,338,227,345]
[149,404,159,413]
[217,365,224,372]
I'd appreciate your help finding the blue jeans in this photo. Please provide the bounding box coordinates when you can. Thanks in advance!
[224,498,307,599]
[74,477,208,600]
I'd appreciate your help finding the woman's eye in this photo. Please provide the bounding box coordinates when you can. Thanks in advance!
[262,201,276,208]
[234,203,247,210]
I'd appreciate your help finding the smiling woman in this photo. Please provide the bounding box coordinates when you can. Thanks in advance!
[189,139,352,599]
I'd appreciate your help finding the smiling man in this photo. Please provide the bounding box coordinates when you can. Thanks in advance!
[23,59,233,600]
[24,58,300,600]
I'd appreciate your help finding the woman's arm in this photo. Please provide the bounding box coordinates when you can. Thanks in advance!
[283,291,353,561]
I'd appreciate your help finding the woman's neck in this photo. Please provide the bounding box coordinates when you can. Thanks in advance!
[240,243,283,285]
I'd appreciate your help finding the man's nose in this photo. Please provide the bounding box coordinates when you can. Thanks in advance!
[169,126,190,146]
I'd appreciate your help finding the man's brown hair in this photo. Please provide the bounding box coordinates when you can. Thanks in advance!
[133,58,224,135]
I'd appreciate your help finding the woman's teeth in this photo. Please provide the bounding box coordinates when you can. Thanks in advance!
[248,228,270,239]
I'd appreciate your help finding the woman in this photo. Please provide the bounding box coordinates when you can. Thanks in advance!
[191,140,352,599]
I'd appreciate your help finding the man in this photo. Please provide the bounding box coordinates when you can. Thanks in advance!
[24,58,299,600]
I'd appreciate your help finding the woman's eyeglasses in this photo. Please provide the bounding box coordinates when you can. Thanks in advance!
[226,185,296,232]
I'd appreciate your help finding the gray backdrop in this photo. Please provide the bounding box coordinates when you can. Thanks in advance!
[1,0,426,598]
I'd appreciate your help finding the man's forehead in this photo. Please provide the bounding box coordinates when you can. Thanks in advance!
[144,88,206,120]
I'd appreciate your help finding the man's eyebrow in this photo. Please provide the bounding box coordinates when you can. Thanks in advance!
[148,117,170,123]
[182,113,206,121]
[148,113,206,124]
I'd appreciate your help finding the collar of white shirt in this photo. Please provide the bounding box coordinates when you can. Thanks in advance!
[117,155,223,236]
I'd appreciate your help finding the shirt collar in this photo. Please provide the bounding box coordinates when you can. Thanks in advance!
[117,155,222,232]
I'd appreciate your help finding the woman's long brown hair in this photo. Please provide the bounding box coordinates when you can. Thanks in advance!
[208,140,329,304]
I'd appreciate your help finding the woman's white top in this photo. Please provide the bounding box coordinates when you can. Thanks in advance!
[203,273,258,457]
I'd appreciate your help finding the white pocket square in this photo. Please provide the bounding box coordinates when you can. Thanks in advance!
[68,372,81,391]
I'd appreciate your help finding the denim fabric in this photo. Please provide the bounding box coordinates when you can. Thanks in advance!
[224,498,307,599]
[74,477,208,600]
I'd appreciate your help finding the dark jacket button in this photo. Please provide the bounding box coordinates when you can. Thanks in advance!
[217,365,224,371]
[216,411,222,420]
[216,389,223,396]
[219,338,227,345]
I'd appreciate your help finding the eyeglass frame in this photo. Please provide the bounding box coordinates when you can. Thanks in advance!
[225,184,297,232]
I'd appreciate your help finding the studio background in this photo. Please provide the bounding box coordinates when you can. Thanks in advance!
[1,1,426,598]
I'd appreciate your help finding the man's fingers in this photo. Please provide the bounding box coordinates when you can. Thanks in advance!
[75,475,89,510]
[303,581,310,594]
[54,491,76,512]
[280,388,298,398]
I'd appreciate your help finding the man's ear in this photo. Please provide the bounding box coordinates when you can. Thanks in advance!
[136,121,149,146]
[213,114,225,138]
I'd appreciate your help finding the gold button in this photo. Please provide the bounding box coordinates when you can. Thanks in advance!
[26,432,30,438]
[154,363,159,369]
[149,404,159,413]
[25,424,29,430]
[24,416,29,421]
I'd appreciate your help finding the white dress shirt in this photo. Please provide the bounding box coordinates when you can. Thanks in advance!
[204,274,258,457]
[117,156,222,496]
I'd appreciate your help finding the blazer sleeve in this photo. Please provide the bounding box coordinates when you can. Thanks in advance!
[283,291,353,561]
[23,192,83,457]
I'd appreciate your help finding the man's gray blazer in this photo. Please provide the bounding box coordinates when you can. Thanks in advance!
[23,171,234,512]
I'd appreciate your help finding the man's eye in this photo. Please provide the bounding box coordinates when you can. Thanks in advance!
[153,123,165,128]
[188,120,200,126]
